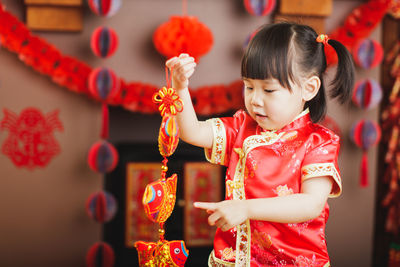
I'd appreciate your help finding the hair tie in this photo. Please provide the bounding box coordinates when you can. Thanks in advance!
[316,34,329,45]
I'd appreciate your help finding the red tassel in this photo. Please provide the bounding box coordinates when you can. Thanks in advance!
[360,151,369,187]
[101,102,109,139]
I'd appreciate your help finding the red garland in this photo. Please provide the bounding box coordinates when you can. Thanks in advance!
[0,1,391,115]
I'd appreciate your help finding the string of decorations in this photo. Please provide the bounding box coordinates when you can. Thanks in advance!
[0,0,390,116]
[134,69,188,267]
[84,1,122,266]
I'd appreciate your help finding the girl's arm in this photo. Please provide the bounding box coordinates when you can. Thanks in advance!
[194,176,333,232]
[166,54,213,149]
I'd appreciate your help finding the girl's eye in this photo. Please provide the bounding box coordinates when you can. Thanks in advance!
[245,87,253,91]
[264,89,275,93]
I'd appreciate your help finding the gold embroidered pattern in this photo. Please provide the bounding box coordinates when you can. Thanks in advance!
[205,118,226,165]
[301,163,342,197]
[209,250,235,267]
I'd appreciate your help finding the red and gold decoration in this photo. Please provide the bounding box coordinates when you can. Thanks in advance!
[125,163,162,246]
[134,70,188,266]
[388,0,400,19]
[244,0,276,16]
[0,107,63,169]
[350,119,381,187]
[87,140,119,173]
[352,38,384,69]
[86,242,115,267]
[184,162,222,246]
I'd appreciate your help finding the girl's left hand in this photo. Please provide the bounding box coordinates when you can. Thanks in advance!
[194,200,248,232]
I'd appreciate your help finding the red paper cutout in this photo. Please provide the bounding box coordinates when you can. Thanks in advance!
[0,107,63,169]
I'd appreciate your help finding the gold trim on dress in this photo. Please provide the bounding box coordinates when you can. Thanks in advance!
[301,163,342,197]
[205,118,226,165]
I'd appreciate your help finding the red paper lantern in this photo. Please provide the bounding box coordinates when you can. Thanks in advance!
[352,38,384,69]
[153,16,213,61]
[244,0,276,16]
[90,26,118,58]
[87,140,118,173]
[88,0,121,17]
[88,67,120,101]
[350,120,381,187]
[86,242,115,267]
[352,79,382,109]
[86,191,118,223]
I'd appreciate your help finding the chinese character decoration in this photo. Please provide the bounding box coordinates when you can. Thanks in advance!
[1,107,63,169]
[134,68,188,267]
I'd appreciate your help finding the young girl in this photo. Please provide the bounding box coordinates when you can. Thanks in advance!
[166,22,354,267]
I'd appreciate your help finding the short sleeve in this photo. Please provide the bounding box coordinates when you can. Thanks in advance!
[204,110,246,166]
[301,130,342,198]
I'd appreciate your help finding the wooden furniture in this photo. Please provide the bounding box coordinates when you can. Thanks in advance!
[24,0,83,32]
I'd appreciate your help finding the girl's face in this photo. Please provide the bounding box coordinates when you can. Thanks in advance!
[243,78,306,131]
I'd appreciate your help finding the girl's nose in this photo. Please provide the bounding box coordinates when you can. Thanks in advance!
[250,90,262,106]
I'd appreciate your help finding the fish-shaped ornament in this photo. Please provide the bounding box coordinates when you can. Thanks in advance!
[158,114,180,157]
[134,240,189,267]
[142,174,177,223]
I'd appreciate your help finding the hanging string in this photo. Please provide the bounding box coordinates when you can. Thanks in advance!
[101,102,109,139]
[182,0,187,16]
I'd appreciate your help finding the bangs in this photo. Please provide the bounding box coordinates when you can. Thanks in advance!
[241,23,295,89]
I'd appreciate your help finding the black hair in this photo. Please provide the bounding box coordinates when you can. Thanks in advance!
[241,22,355,122]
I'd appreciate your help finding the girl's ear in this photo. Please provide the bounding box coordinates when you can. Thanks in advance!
[302,76,321,101]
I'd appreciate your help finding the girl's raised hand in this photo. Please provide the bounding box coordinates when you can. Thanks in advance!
[194,200,249,232]
[165,53,196,90]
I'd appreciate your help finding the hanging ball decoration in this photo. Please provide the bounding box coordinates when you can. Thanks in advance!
[90,26,119,58]
[86,242,115,267]
[243,0,276,16]
[86,191,118,223]
[352,79,383,109]
[88,67,120,101]
[352,38,384,69]
[153,16,213,61]
[350,120,381,150]
[87,0,121,17]
[87,140,119,173]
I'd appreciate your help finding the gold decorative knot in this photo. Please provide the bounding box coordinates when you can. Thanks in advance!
[152,87,183,116]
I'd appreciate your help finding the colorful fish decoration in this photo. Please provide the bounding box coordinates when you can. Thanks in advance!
[134,240,189,267]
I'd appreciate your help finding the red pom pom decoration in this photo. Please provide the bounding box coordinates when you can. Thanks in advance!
[352,79,382,109]
[87,140,119,173]
[350,120,381,187]
[88,67,120,101]
[86,242,115,267]
[86,191,118,223]
[88,0,121,17]
[244,0,276,16]
[153,16,213,61]
[352,38,384,69]
[90,26,118,58]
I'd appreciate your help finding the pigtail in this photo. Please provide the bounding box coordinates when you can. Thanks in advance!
[327,39,355,104]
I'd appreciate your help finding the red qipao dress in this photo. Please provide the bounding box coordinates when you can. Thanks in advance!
[205,109,342,267]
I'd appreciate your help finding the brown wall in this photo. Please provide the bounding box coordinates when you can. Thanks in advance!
[0,1,380,266]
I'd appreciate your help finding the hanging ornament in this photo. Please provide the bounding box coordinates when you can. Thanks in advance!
[88,0,122,17]
[86,242,115,267]
[153,16,213,62]
[352,38,384,69]
[243,0,276,16]
[90,26,119,58]
[87,140,119,173]
[88,67,120,101]
[352,79,383,109]
[135,240,189,267]
[86,191,118,223]
[350,120,381,187]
